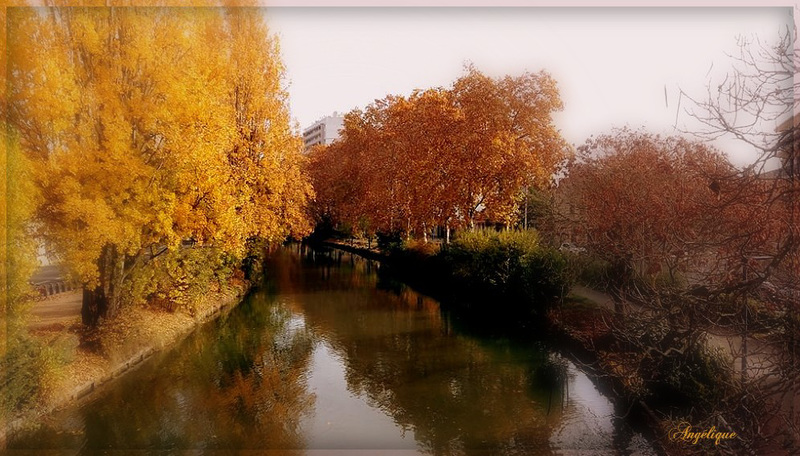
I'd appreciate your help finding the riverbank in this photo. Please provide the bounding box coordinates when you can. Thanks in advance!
[547,300,682,455]
[320,239,388,262]
[1,278,252,444]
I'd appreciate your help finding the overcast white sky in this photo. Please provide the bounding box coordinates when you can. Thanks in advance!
[265,7,793,165]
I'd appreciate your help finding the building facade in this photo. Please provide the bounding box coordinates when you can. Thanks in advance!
[302,113,344,151]
[776,110,798,179]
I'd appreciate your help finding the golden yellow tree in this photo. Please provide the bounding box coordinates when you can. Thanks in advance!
[221,8,313,246]
[7,6,311,326]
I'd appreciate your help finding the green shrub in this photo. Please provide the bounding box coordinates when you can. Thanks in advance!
[562,253,612,290]
[520,247,572,303]
[443,229,538,287]
[376,230,404,253]
[439,229,571,316]
[122,246,239,313]
[0,333,67,418]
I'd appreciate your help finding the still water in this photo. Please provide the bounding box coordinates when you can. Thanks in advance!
[9,245,657,455]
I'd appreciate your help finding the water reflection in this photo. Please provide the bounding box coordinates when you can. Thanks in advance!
[271,245,656,455]
[8,244,656,455]
[9,294,316,452]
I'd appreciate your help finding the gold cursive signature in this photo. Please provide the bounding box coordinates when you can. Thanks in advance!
[669,422,737,445]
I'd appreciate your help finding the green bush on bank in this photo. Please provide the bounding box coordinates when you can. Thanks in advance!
[122,246,239,314]
[440,230,570,315]
[386,229,572,318]
[0,332,68,420]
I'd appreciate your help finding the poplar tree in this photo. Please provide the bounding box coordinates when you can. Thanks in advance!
[7,6,311,325]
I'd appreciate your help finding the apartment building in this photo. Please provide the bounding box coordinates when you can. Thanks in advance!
[302,113,344,151]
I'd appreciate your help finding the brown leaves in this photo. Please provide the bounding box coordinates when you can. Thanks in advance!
[561,128,789,295]
[308,67,569,238]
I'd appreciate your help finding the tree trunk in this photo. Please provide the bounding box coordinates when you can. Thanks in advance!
[445,224,450,244]
[81,244,124,327]
[610,257,631,320]
[81,286,107,327]
[524,189,528,230]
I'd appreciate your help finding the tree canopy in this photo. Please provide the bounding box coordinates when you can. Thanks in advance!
[560,129,789,301]
[7,6,312,323]
[307,67,569,240]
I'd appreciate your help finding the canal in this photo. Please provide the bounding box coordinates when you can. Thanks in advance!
[8,244,658,454]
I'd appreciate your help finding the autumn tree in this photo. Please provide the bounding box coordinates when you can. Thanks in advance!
[307,67,569,243]
[682,26,798,305]
[560,130,737,307]
[307,105,393,237]
[222,9,313,245]
[450,67,567,229]
[561,126,799,450]
[682,27,799,451]
[563,130,783,301]
[7,6,311,326]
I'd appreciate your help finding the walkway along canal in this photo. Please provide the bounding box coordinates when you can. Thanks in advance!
[7,244,658,454]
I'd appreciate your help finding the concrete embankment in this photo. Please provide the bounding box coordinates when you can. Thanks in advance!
[318,240,388,261]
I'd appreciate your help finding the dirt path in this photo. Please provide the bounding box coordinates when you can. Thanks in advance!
[569,284,615,310]
[570,284,783,381]
[29,291,82,331]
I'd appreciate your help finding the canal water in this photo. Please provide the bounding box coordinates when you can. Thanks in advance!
[8,245,657,455]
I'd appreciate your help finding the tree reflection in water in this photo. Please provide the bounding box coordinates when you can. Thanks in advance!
[10,245,655,455]
[9,292,316,451]
[275,245,574,455]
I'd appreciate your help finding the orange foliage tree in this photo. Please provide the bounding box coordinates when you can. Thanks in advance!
[561,131,733,298]
[561,128,787,306]
[307,67,569,243]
